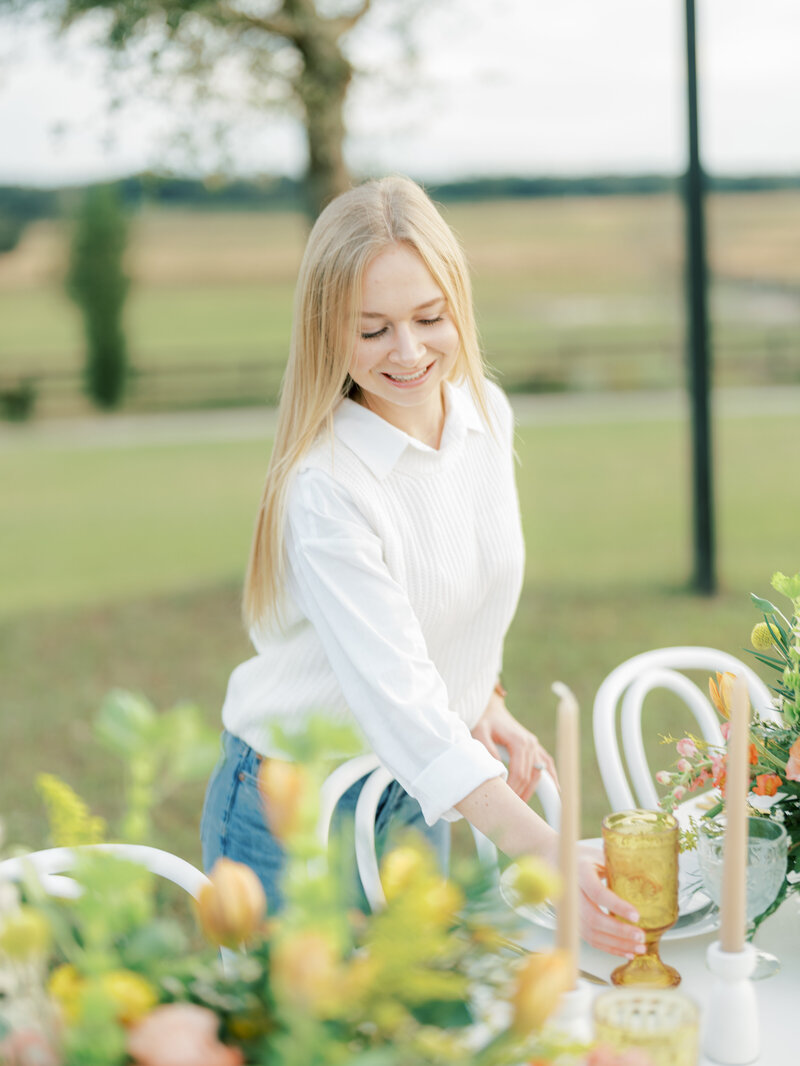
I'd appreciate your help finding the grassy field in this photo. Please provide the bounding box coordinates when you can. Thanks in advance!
[2,410,796,863]
[1,192,799,409]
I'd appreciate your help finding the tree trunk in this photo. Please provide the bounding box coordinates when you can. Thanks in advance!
[294,27,353,219]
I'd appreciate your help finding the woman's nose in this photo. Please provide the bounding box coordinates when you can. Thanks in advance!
[390,324,425,364]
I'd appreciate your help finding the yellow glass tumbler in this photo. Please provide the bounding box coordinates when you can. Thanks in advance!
[602,809,680,988]
[593,989,699,1066]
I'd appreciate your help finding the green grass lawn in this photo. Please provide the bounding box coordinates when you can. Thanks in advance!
[1,411,795,863]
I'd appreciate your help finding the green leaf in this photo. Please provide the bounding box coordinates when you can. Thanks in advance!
[94,690,156,755]
[771,571,800,602]
[751,593,780,614]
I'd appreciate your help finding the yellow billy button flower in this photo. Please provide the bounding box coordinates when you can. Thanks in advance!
[751,622,776,651]
[510,949,573,1036]
[512,856,563,907]
[380,843,435,901]
[0,905,51,960]
[101,970,159,1027]
[196,858,267,949]
[257,758,310,841]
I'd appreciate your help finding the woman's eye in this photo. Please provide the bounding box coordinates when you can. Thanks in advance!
[419,316,443,327]
[360,326,388,340]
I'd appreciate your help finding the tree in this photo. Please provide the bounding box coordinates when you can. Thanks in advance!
[2,0,385,219]
[66,183,130,409]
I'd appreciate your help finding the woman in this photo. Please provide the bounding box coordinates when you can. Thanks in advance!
[201,176,644,960]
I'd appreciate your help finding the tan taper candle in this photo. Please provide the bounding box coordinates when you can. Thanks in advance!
[552,681,580,988]
[719,674,750,953]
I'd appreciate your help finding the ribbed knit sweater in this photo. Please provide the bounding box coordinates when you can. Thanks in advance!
[222,378,526,824]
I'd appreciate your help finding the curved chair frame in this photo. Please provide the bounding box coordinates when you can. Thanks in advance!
[318,756,562,911]
[593,646,777,812]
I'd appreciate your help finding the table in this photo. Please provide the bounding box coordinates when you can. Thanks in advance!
[513,896,798,1065]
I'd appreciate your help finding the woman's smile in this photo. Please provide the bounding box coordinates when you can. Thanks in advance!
[349,243,460,445]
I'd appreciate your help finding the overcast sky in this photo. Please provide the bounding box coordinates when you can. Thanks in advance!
[0,0,798,187]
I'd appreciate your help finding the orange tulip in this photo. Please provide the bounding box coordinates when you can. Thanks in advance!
[196,858,266,948]
[270,930,341,1015]
[257,758,310,840]
[510,949,572,1035]
[709,672,737,719]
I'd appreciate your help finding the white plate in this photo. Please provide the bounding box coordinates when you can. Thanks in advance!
[500,838,719,942]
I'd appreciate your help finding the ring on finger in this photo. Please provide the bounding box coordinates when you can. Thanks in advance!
[533,761,545,771]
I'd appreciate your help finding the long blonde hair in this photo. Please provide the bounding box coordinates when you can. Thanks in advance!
[243,175,490,630]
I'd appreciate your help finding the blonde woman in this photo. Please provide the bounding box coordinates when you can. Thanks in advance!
[201,177,644,960]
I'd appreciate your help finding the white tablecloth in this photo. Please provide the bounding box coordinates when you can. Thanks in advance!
[514,896,798,1064]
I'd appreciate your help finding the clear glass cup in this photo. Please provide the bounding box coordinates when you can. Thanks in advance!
[593,989,699,1066]
[602,809,680,988]
[697,815,788,979]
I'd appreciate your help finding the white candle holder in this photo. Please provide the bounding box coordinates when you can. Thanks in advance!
[703,941,759,1065]
[549,979,594,1044]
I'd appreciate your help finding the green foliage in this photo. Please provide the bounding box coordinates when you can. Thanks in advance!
[66,183,130,409]
[94,690,220,843]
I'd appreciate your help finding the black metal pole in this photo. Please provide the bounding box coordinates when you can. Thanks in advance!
[683,0,716,594]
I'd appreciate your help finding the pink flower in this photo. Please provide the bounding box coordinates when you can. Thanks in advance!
[721,722,731,741]
[786,737,800,782]
[0,1030,61,1066]
[676,738,697,758]
[585,1045,654,1066]
[673,786,686,802]
[655,771,671,785]
[128,1004,244,1066]
[676,759,692,773]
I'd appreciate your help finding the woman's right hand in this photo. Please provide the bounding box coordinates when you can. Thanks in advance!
[576,846,647,959]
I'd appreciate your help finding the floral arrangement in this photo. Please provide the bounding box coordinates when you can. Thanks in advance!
[0,690,625,1066]
[658,570,800,920]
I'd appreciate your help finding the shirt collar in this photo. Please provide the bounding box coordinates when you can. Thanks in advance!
[333,379,486,480]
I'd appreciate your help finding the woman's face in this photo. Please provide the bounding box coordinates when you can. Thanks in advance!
[348,242,460,441]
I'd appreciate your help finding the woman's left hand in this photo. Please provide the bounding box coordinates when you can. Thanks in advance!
[471,690,558,802]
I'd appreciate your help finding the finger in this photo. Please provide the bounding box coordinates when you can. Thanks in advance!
[579,897,646,958]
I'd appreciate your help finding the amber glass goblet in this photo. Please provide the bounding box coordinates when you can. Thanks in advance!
[602,809,680,988]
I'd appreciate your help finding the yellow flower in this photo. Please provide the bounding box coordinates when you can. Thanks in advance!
[0,905,50,960]
[196,858,267,949]
[751,622,776,651]
[257,759,310,841]
[512,856,563,907]
[101,970,159,1027]
[510,949,572,1035]
[47,963,85,1024]
[35,773,106,846]
[271,930,341,1015]
[380,843,435,901]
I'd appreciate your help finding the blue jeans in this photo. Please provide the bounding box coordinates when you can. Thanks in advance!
[200,730,450,913]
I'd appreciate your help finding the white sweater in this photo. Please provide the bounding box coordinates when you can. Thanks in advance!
[222,378,526,824]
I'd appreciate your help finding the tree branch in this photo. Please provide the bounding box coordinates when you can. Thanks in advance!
[214,2,301,42]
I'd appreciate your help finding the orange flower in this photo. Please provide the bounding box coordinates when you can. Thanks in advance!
[257,758,310,840]
[510,949,572,1035]
[786,737,800,782]
[128,1004,244,1066]
[748,743,758,766]
[196,858,266,948]
[753,774,782,797]
[709,672,737,719]
[271,930,342,1015]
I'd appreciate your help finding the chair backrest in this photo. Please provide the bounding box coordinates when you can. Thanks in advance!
[592,646,777,812]
[318,755,562,912]
[0,843,211,900]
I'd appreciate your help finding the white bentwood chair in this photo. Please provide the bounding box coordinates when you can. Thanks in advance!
[318,753,562,911]
[592,646,778,814]
[0,843,210,900]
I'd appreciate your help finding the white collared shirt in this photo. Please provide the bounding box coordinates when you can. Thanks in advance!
[222,378,526,824]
